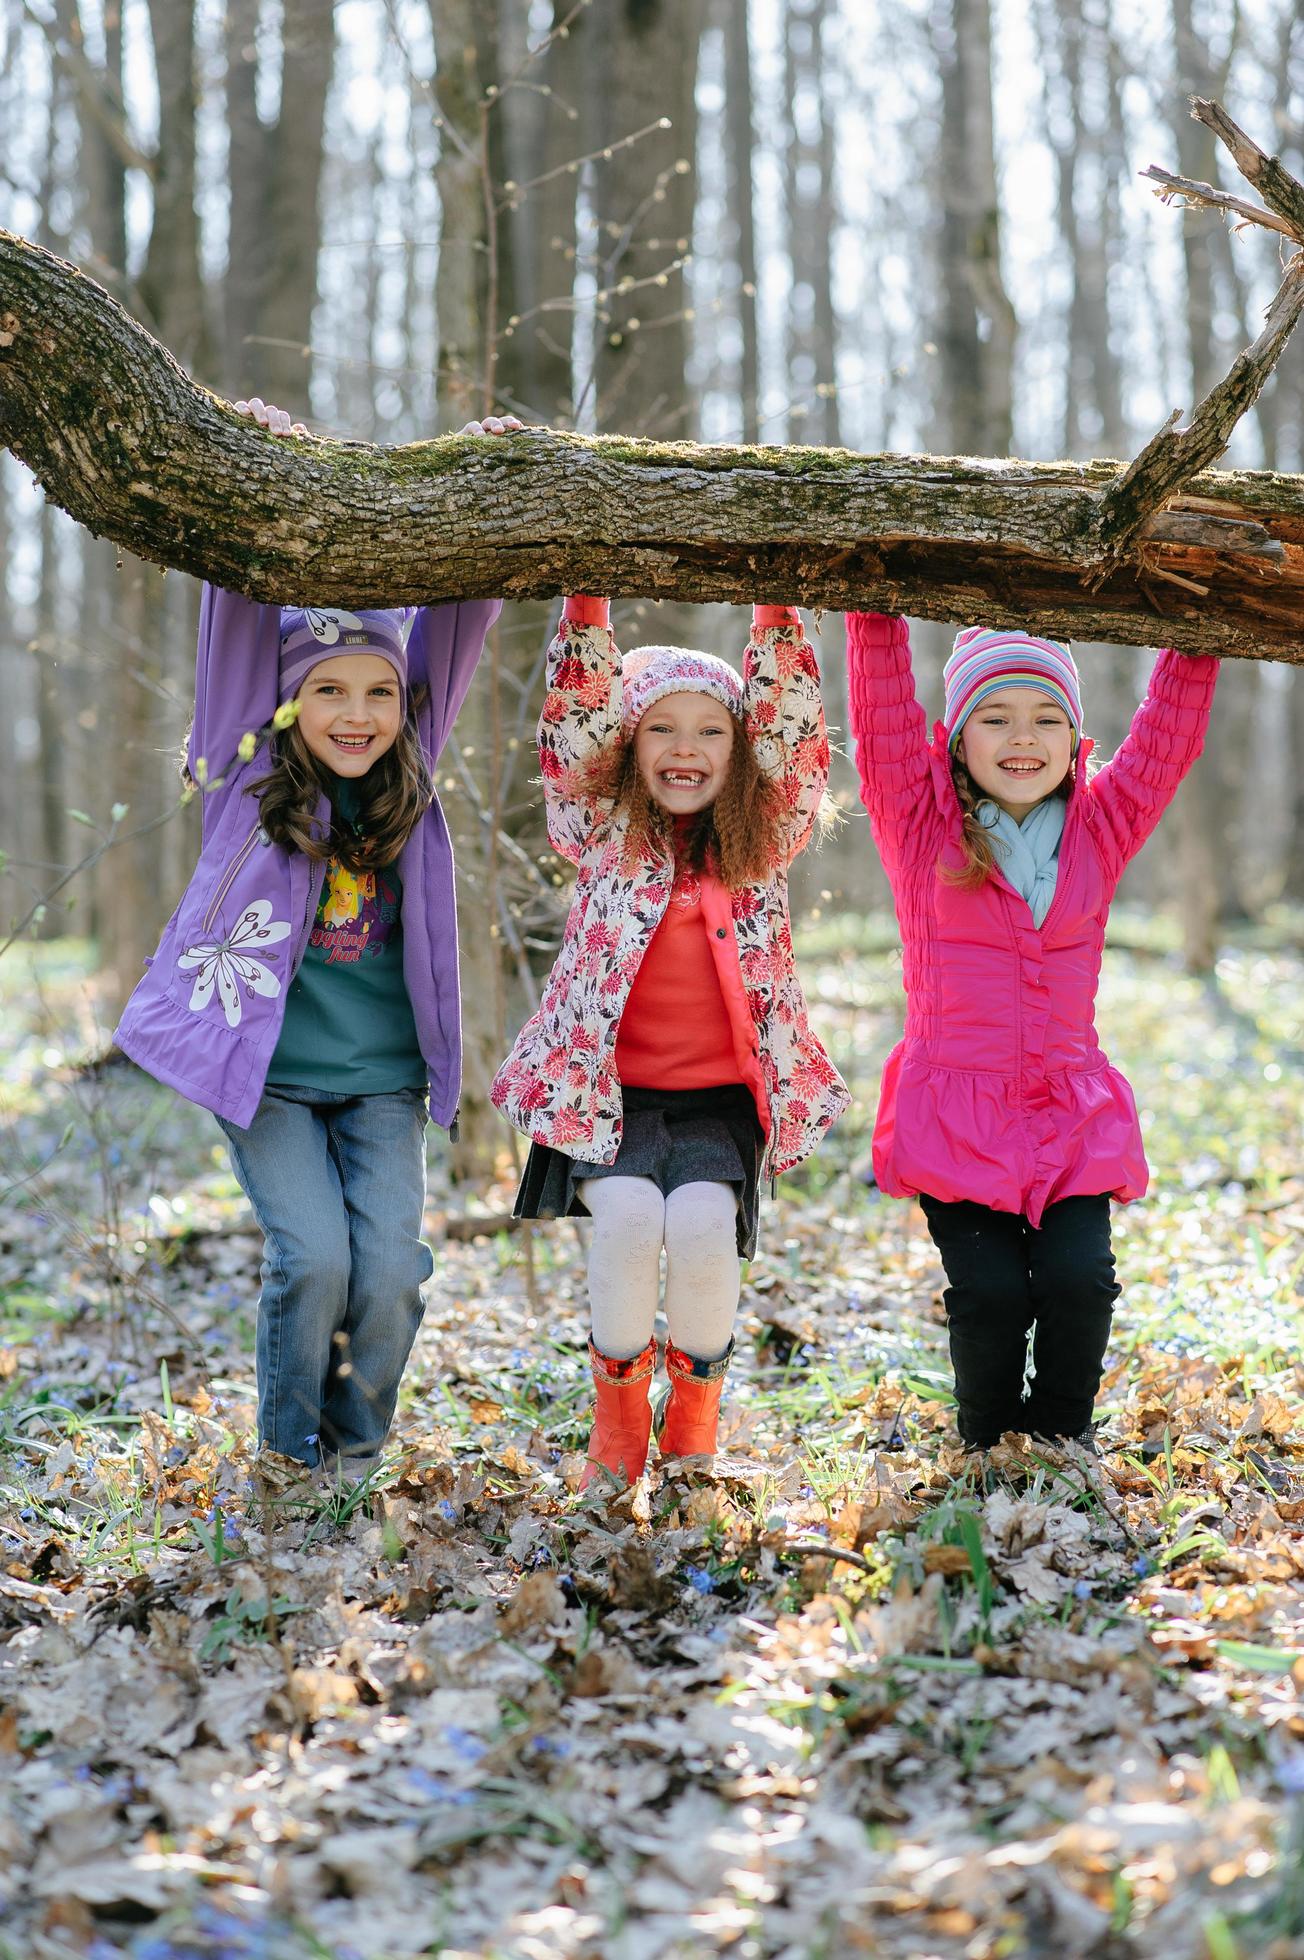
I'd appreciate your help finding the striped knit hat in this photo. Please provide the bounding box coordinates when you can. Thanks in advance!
[620,646,745,732]
[943,626,1083,751]
[278,606,413,705]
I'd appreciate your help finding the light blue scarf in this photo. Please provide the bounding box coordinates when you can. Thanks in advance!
[977,796,1065,926]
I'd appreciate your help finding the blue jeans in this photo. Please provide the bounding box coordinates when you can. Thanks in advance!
[217,1086,433,1464]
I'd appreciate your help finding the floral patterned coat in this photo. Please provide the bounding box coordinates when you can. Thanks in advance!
[491,604,850,1178]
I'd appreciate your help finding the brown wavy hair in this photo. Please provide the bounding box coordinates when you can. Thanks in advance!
[250,689,433,871]
[576,711,789,888]
[944,750,1073,889]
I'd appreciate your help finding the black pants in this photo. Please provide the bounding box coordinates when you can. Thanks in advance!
[919,1194,1120,1447]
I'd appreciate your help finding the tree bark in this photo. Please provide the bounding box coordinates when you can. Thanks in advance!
[5,225,1304,661]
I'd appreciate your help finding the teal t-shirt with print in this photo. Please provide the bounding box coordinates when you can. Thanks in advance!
[266,779,426,1096]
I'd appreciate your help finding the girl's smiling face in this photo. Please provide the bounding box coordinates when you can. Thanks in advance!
[294,654,403,776]
[958,690,1075,820]
[633,691,735,814]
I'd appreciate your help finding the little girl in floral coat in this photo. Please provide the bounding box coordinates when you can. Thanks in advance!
[493,596,849,1484]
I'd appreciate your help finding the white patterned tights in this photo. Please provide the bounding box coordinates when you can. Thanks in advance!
[576,1176,741,1361]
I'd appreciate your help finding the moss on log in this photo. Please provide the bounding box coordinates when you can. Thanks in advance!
[3,229,1303,661]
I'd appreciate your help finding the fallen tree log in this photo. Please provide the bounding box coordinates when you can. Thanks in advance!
[2,98,1303,662]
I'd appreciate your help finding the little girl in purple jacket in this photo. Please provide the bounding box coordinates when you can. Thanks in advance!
[846,616,1218,1454]
[117,400,518,1472]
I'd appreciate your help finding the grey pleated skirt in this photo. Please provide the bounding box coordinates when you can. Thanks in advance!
[513,1082,765,1259]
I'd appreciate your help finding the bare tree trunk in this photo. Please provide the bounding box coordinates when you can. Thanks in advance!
[483,6,574,1004]
[433,1,486,426]
[1034,0,1137,901]
[0,458,17,926]
[1169,0,1250,964]
[783,0,841,447]
[930,0,1016,456]
[722,0,759,443]
[95,558,167,1012]
[580,0,707,644]
[34,502,67,939]
[81,3,202,1020]
[496,4,580,426]
[140,0,208,375]
[430,0,509,1179]
[61,0,127,283]
[223,0,334,416]
[582,0,706,439]
[222,0,268,396]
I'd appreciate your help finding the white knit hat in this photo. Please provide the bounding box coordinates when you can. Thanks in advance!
[620,646,744,732]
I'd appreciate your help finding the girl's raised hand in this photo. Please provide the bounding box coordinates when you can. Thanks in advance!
[458,414,526,437]
[234,396,308,436]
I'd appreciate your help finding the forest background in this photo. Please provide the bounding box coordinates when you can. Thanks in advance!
[3,0,1303,1168]
[3,6,1304,1959]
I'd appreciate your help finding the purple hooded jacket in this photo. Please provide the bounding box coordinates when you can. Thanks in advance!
[115,584,501,1131]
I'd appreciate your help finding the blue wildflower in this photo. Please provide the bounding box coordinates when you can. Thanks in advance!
[438,1498,458,1522]
[682,1565,716,1595]
[1132,1554,1153,1576]
[443,1725,487,1762]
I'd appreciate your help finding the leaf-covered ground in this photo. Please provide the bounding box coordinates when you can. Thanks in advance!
[2,918,1303,1960]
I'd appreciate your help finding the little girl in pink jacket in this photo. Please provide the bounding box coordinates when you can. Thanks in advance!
[846,615,1218,1452]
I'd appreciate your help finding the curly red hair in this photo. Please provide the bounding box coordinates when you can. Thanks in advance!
[575,711,788,888]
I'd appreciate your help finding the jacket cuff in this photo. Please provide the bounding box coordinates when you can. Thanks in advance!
[562,594,610,627]
[847,610,903,636]
[752,604,801,630]
[846,612,909,659]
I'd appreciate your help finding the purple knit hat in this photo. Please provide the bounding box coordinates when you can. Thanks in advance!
[943,626,1083,751]
[620,646,744,733]
[278,606,412,705]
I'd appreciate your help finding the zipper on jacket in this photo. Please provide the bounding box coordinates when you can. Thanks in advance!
[202,820,263,936]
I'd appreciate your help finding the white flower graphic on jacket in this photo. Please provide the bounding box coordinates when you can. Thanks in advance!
[178,900,293,1028]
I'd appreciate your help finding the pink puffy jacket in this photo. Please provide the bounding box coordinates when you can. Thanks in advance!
[846,613,1219,1224]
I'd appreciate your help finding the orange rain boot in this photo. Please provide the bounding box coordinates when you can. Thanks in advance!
[581,1338,656,1488]
[655,1338,735,1461]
